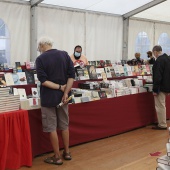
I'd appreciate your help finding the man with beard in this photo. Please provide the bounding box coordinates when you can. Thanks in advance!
[70,45,89,67]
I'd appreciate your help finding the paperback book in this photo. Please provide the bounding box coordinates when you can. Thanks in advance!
[17,72,27,85]
[4,73,14,86]
[96,68,105,79]
[87,65,97,79]
[25,70,35,84]
[104,67,112,78]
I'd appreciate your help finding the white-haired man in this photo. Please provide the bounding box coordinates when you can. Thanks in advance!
[36,37,75,165]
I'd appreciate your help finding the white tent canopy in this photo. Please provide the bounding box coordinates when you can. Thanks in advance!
[41,0,154,15]
[134,0,170,22]
[18,0,170,22]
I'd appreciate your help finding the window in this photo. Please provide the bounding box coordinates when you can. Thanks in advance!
[158,33,170,55]
[135,32,150,59]
[0,19,10,64]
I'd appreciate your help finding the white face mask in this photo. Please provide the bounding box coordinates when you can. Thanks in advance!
[74,51,81,57]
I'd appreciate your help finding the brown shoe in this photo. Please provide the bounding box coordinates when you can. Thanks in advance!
[152,126,167,130]
[63,151,72,160]
[44,155,63,165]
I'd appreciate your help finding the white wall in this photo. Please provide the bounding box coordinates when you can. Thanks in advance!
[86,13,123,61]
[0,2,30,66]
[38,6,123,62]
[38,7,85,56]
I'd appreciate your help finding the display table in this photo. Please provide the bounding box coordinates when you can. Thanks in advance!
[0,110,32,170]
[28,93,170,158]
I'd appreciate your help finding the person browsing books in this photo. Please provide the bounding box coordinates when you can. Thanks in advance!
[70,45,89,68]
[147,51,155,65]
[36,37,75,165]
[152,45,170,130]
[127,53,144,66]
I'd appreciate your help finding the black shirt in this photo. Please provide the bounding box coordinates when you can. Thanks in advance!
[36,49,75,107]
[152,53,170,93]
[148,57,155,65]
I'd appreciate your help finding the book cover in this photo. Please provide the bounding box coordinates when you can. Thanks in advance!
[113,65,120,77]
[146,64,151,74]
[30,61,35,69]
[96,68,105,79]
[142,65,147,74]
[15,62,21,68]
[98,91,107,99]
[96,60,101,67]
[83,68,90,80]
[90,61,96,66]
[37,81,41,97]
[76,68,84,78]
[17,88,27,100]
[13,88,19,95]
[12,73,20,85]
[123,65,128,76]
[134,65,140,76]
[118,65,125,76]
[17,72,27,85]
[31,87,39,98]
[4,73,14,86]
[100,72,107,83]
[25,70,35,84]
[105,60,112,67]
[34,74,39,84]
[29,98,39,106]
[121,60,127,66]
[109,67,116,77]
[104,67,112,78]
[86,65,97,79]
[25,62,31,69]
[9,86,14,94]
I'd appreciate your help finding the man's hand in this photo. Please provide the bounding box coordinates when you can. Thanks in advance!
[62,93,69,104]
[153,92,158,96]
[60,85,66,92]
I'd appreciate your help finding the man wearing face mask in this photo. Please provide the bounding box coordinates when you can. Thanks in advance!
[70,45,89,68]
[147,51,155,64]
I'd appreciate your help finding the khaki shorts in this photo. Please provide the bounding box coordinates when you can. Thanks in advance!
[41,105,69,132]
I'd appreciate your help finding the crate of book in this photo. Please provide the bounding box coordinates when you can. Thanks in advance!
[0,87,20,113]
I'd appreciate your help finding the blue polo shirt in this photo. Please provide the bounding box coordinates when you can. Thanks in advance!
[36,49,75,107]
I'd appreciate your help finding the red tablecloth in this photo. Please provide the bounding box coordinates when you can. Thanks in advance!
[0,110,32,170]
[28,93,165,157]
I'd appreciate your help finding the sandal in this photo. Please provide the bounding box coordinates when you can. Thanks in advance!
[63,151,72,160]
[44,155,63,165]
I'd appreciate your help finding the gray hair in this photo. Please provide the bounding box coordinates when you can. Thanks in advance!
[152,45,162,52]
[38,37,54,46]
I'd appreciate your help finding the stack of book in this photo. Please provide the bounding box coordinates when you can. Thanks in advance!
[156,128,170,169]
[0,87,20,113]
